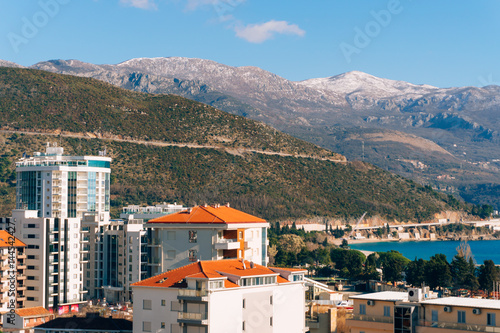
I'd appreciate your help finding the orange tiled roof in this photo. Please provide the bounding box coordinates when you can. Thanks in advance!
[148,205,267,224]
[269,267,308,273]
[0,230,26,248]
[16,306,50,317]
[132,259,297,289]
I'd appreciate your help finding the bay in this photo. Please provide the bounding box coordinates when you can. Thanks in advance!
[350,239,500,264]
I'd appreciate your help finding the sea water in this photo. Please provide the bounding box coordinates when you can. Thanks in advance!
[350,239,500,264]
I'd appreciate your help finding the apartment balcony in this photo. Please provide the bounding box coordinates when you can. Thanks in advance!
[346,313,394,332]
[80,237,89,243]
[0,297,9,303]
[17,275,26,280]
[17,264,27,270]
[215,238,240,250]
[147,258,161,266]
[147,239,162,247]
[49,268,59,275]
[177,312,208,326]
[79,288,88,294]
[49,235,59,244]
[49,227,59,233]
[17,254,27,260]
[416,320,500,332]
[177,289,208,302]
[17,296,27,302]
[1,264,11,271]
[17,285,27,291]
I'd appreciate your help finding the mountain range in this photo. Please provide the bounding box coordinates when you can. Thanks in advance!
[3,57,499,209]
[0,66,473,222]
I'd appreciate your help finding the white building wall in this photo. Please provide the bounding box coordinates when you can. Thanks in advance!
[133,282,306,333]
[132,287,178,333]
[154,227,219,273]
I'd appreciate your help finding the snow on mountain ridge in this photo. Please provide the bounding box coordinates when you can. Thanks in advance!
[298,70,441,99]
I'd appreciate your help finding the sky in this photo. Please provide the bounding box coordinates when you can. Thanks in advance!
[1,0,500,88]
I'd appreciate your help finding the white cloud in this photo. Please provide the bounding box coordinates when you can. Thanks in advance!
[120,0,158,10]
[234,20,305,43]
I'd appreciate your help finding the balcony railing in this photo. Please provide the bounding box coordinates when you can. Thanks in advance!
[178,312,208,321]
[347,313,393,324]
[418,320,500,332]
[178,289,208,297]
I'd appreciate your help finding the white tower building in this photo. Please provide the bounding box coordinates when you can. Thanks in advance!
[13,144,112,310]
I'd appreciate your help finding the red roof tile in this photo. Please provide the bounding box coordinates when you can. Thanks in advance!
[132,259,298,289]
[148,205,267,224]
[16,306,50,317]
[0,230,26,248]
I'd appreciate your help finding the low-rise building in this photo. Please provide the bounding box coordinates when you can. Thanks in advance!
[2,306,53,333]
[0,230,28,312]
[33,312,132,333]
[347,289,500,333]
[146,204,269,276]
[131,259,307,333]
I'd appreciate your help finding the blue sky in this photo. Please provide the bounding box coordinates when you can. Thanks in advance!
[1,0,499,88]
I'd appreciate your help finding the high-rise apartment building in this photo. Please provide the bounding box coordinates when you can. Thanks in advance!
[15,143,111,221]
[13,144,111,310]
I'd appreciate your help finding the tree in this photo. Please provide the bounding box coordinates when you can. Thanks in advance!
[278,234,305,254]
[478,260,500,292]
[451,255,478,290]
[378,250,410,283]
[340,239,349,249]
[424,254,452,289]
[405,258,427,287]
[330,248,365,280]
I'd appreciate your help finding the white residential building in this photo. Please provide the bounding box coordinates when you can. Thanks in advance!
[12,210,86,310]
[131,259,307,333]
[13,144,111,310]
[120,203,187,221]
[146,204,269,276]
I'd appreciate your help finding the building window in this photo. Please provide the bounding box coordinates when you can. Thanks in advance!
[243,298,246,308]
[161,299,166,306]
[242,321,245,331]
[142,321,151,332]
[270,295,273,305]
[189,230,197,243]
[359,304,366,315]
[160,322,165,329]
[166,250,176,260]
[383,306,391,317]
[458,310,466,324]
[270,316,273,326]
[189,250,197,262]
[143,299,152,310]
[431,310,438,322]
[488,313,496,326]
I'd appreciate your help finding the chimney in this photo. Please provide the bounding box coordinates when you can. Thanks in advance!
[225,203,230,207]
[250,261,255,269]
[242,259,246,270]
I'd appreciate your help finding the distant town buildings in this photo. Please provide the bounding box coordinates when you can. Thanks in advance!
[131,259,307,333]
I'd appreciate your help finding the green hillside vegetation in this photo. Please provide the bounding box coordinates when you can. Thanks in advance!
[0,67,340,160]
[0,133,472,221]
[0,67,477,221]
